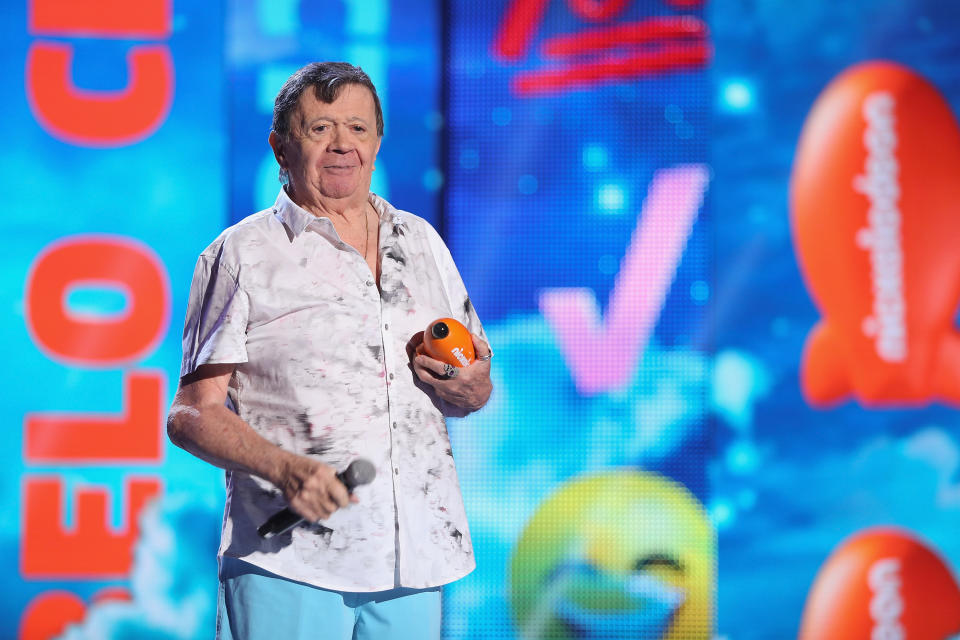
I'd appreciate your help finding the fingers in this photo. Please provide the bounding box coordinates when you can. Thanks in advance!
[413,352,452,382]
[283,458,356,522]
[297,495,338,521]
[297,480,349,521]
[471,333,492,360]
[405,331,425,361]
[328,477,351,509]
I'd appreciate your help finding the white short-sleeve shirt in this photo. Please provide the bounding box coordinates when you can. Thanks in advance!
[180,188,484,591]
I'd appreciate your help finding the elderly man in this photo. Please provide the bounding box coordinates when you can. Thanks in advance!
[167,62,492,640]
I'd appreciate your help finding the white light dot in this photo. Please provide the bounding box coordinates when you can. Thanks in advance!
[582,144,608,171]
[597,183,626,212]
[720,79,754,112]
[710,500,735,528]
[726,439,760,475]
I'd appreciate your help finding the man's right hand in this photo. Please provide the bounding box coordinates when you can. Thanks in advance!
[168,364,359,523]
[277,455,357,522]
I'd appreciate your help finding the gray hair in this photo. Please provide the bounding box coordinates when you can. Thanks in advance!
[272,61,384,141]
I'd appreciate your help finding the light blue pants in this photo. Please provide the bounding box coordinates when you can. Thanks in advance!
[216,558,442,640]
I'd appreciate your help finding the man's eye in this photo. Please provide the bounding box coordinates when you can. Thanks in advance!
[353,126,365,132]
[313,125,327,132]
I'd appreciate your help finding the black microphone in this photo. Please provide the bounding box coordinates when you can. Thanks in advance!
[257,458,376,539]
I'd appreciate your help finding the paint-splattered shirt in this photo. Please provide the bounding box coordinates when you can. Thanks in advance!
[179,188,483,591]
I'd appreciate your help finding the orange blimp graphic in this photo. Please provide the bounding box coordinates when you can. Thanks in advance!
[799,527,960,640]
[790,61,960,407]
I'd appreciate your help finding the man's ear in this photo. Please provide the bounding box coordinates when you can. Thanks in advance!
[373,136,382,170]
[268,130,286,170]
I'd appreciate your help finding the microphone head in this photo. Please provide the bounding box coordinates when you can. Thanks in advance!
[340,458,376,490]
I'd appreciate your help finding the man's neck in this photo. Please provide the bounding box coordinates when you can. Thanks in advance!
[286,183,369,224]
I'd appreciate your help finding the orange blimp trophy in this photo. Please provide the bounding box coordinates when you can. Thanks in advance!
[423,318,475,367]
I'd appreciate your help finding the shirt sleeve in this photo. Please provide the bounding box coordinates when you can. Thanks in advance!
[179,251,250,378]
[425,226,491,354]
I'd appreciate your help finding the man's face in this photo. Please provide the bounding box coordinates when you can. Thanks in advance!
[274,83,381,202]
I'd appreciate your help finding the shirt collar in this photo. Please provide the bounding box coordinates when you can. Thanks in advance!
[273,187,406,239]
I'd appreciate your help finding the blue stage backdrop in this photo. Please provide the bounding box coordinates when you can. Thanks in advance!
[712,1,960,638]
[5,0,960,639]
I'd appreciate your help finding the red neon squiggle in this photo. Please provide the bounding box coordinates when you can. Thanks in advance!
[492,0,550,61]
[513,42,710,96]
[665,0,706,8]
[542,16,707,57]
[566,0,629,22]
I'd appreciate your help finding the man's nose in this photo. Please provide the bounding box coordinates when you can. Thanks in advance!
[328,126,353,152]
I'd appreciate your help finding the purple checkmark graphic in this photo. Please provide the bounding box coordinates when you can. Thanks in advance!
[539,164,709,394]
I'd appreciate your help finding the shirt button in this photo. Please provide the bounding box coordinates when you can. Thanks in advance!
[366,280,374,287]
[392,421,397,429]
[384,323,389,330]
[389,373,394,380]
[394,467,399,475]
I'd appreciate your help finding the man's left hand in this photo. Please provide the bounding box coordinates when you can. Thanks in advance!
[409,332,492,411]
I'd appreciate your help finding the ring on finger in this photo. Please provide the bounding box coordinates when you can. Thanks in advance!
[443,363,458,379]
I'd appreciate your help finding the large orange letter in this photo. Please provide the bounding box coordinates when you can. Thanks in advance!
[18,588,130,640]
[18,591,84,640]
[26,371,164,463]
[25,236,170,366]
[21,476,161,577]
[29,0,172,38]
[26,42,173,147]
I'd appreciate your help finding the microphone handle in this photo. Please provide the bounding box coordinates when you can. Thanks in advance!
[257,507,302,539]
[257,468,357,539]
